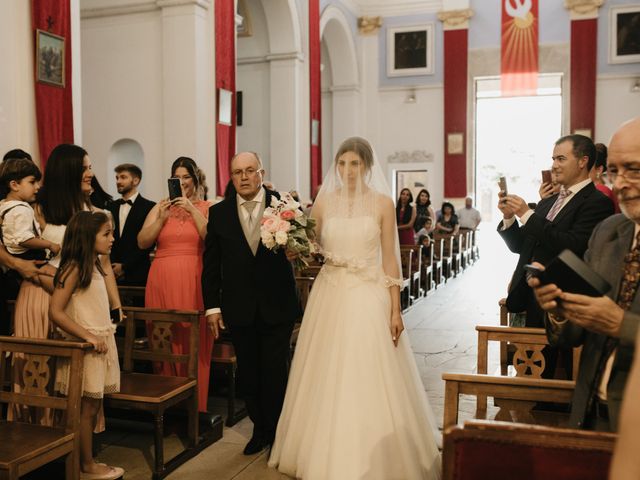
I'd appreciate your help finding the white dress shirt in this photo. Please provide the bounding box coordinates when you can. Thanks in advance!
[205,188,265,318]
[118,191,139,236]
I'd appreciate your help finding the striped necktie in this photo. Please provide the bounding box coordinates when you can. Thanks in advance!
[546,188,571,221]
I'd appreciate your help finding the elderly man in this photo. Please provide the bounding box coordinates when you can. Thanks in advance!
[529,117,640,431]
[458,196,481,231]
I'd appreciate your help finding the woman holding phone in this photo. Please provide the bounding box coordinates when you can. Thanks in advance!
[138,156,214,415]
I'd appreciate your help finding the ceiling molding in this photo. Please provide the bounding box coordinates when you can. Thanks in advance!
[356,0,441,17]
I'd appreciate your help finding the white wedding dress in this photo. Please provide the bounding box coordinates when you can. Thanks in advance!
[269,215,441,480]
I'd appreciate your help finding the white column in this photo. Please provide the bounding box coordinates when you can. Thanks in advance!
[268,54,305,195]
[158,0,215,190]
[330,85,360,155]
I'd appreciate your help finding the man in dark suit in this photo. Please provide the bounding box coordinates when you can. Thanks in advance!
[529,117,640,432]
[202,152,300,455]
[108,164,155,286]
[498,134,614,329]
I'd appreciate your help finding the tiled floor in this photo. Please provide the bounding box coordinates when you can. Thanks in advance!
[36,226,518,479]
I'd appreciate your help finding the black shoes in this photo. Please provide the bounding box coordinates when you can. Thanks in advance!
[243,435,270,455]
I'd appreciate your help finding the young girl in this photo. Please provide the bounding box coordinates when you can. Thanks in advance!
[49,211,124,479]
[0,158,60,259]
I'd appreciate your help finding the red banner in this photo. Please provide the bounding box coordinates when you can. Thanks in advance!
[570,19,597,138]
[501,0,538,96]
[32,0,74,168]
[309,0,322,196]
[215,0,236,196]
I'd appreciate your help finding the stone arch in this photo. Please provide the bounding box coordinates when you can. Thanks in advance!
[106,138,145,195]
[320,5,358,88]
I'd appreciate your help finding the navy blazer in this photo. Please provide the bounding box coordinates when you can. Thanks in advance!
[201,187,301,327]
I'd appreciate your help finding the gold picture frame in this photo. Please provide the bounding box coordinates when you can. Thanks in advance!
[447,132,464,155]
[36,29,65,87]
[237,0,253,37]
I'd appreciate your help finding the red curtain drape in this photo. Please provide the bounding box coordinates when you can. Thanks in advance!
[443,28,468,198]
[215,0,236,196]
[570,19,597,137]
[501,0,539,96]
[32,0,74,169]
[309,0,322,195]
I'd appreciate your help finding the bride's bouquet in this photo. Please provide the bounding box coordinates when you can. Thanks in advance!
[260,192,316,269]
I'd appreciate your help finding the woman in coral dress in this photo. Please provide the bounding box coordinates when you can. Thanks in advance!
[138,156,213,413]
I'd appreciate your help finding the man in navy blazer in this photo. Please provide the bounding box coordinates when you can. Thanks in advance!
[497,134,614,329]
[202,152,300,455]
[108,164,155,286]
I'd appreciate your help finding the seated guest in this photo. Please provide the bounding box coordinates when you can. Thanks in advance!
[396,188,416,245]
[458,196,481,231]
[414,189,436,234]
[435,201,459,236]
[107,164,155,286]
[415,217,433,241]
[528,117,640,431]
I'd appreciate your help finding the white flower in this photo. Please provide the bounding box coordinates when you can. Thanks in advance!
[275,230,288,246]
[261,231,276,249]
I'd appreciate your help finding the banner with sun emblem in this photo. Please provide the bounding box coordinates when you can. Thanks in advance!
[501,0,539,96]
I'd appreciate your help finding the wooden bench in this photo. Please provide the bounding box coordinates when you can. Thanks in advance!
[0,337,91,480]
[450,233,463,276]
[433,233,453,282]
[459,230,473,270]
[399,248,413,311]
[117,285,146,307]
[105,306,221,480]
[420,244,435,295]
[442,373,575,430]
[431,238,444,287]
[401,245,423,302]
[443,420,616,480]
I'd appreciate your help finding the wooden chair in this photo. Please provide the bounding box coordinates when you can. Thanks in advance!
[401,245,423,302]
[442,373,575,430]
[117,285,146,307]
[0,337,92,480]
[105,306,221,480]
[211,342,246,427]
[399,248,413,310]
[443,420,616,480]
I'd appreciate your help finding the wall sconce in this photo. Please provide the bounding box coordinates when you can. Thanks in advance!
[632,78,640,93]
[405,90,417,103]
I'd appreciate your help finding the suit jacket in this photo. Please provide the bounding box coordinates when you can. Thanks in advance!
[201,187,301,327]
[108,194,156,286]
[545,214,640,430]
[498,182,614,317]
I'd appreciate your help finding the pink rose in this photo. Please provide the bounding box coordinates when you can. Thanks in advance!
[262,217,278,233]
[280,210,295,221]
[277,220,291,232]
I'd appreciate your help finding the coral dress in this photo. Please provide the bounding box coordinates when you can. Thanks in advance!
[145,201,214,412]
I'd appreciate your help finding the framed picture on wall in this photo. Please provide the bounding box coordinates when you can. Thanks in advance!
[36,30,65,87]
[609,5,640,64]
[387,24,434,77]
[447,133,464,155]
[395,169,429,203]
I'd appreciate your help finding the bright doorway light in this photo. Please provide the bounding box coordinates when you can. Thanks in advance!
[475,74,562,223]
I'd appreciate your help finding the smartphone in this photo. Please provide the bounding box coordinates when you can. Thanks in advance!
[541,170,552,184]
[110,308,122,324]
[168,178,182,200]
[498,176,508,195]
[523,263,544,279]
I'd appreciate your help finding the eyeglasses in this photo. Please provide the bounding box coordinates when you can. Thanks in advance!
[231,168,261,178]
[607,167,640,183]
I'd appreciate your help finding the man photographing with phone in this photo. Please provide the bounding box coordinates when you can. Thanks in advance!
[497,134,614,378]
[527,117,640,432]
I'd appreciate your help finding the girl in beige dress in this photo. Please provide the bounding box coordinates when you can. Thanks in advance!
[49,211,124,480]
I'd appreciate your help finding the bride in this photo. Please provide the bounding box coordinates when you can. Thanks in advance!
[268,137,441,479]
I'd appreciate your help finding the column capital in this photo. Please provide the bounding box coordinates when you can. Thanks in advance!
[357,16,382,35]
[437,8,473,31]
[564,0,603,20]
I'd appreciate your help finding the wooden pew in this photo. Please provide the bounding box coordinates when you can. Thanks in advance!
[460,230,473,270]
[420,244,435,295]
[443,420,616,480]
[0,337,92,480]
[431,238,444,287]
[399,248,413,311]
[434,233,453,281]
[117,285,146,306]
[471,230,480,262]
[105,307,221,480]
[442,373,575,430]
[401,245,423,302]
[451,233,463,276]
